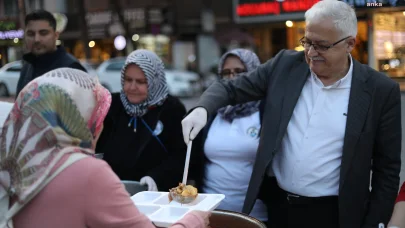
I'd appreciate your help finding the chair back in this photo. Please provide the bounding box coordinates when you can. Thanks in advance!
[209,210,267,228]
[121,180,147,196]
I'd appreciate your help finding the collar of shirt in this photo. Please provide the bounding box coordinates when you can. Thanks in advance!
[310,54,353,90]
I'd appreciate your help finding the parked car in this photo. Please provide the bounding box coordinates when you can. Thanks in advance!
[95,57,125,93]
[0,101,13,132]
[0,60,98,97]
[80,60,99,78]
[201,72,218,90]
[96,58,202,97]
[0,61,22,97]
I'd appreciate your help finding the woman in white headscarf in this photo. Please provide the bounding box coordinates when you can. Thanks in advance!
[0,68,209,228]
[96,49,187,192]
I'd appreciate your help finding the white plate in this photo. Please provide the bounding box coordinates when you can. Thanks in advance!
[131,191,225,227]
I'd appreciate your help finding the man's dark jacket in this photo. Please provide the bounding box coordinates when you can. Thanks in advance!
[16,46,86,96]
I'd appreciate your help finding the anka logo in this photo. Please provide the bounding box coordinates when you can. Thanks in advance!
[367,2,383,6]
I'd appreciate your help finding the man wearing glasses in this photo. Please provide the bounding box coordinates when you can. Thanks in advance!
[181,0,401,227]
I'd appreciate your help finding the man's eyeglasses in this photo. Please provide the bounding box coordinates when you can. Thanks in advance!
[299,36,351,52]
[220,68,246,78]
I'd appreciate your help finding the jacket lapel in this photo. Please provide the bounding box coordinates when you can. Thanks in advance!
[339,60,371,190]
[275,59,309,149]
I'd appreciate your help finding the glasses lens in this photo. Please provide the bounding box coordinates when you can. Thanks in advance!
[315,45,328,52]
[220,69,231,76]
[234,68,246,74]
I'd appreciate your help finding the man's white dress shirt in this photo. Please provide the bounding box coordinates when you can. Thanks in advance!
[271,56,353,197]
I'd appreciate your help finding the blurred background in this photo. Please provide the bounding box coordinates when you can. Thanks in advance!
[0,0,404,99]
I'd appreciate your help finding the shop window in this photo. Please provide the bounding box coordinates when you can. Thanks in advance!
[272,28,287,56]
[138,34,171,63]
[4,0,18,17]
[85,0,109,11]
[373,12,405,78]
[351,21,368,64]
[27,0,40,12]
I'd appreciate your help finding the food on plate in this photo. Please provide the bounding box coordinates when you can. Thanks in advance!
[169,183,198,204]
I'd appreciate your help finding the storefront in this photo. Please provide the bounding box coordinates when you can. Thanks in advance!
[136,34,171,64]
[0,19,24,66]
[234,0,316,61]
[371,10,405,78]
[341,1,405,78]
[59,8,173,65]
[233,0,405,75]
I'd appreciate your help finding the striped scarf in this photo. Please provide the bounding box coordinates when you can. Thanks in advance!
[120,50,169,117]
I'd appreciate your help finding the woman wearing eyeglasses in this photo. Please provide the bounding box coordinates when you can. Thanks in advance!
[189,49,268,224]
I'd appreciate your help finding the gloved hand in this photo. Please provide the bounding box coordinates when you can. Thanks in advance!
[181,107,208,144]
[140,176,158,191]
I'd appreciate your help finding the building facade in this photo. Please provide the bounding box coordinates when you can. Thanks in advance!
[232,0,405,79]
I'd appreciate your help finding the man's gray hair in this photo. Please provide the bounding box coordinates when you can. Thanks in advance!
[305,0,357,38]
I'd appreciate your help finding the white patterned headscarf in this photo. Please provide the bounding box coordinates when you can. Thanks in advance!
[120,49,169,117]
[0,68,111,227]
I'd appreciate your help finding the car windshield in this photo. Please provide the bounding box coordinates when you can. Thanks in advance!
[106,60,125,71]
[2,62,22,72]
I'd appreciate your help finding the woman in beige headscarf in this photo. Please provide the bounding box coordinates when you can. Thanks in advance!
[0,68,209,228]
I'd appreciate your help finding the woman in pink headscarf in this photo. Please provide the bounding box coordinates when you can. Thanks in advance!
[0,68,209,228]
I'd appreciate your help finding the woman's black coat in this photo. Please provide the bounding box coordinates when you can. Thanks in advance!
[96,93,187,191]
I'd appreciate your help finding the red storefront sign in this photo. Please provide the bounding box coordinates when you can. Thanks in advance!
[236,0,321,17]
[237,2,281,16]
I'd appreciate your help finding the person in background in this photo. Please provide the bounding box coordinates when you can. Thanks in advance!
[96,49,187,192]
[181,0,402,227]
[388,182,405,228]
[0,68,210,228]
[190,49,267,223]
[16,10,86,96]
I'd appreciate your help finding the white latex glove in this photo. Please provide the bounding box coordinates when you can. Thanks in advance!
[140,176,158,191]
[181,107,208,144]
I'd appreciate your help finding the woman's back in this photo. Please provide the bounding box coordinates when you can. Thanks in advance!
[3,66,208,228]
[13,156,151,228]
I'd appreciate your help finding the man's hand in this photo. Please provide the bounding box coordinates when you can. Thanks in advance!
[181,107,208,144]
[140,176,158,191]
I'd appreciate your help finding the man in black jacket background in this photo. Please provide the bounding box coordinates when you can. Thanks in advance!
[16,10,86,96]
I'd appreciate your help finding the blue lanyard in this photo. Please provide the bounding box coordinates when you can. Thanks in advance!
[128,117,168,153]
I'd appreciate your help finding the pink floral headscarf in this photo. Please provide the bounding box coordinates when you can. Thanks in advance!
[0,68,111,226]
